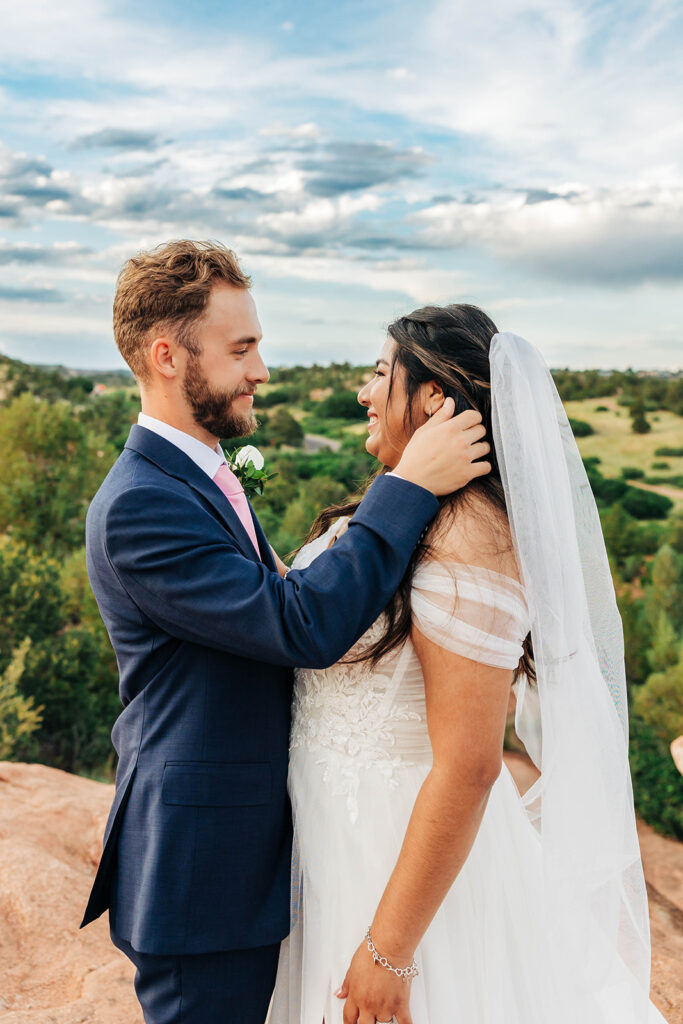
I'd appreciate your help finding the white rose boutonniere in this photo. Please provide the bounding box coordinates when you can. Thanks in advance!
[224,444,273,499]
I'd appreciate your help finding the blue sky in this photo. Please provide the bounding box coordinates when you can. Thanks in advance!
[0,0,682,370]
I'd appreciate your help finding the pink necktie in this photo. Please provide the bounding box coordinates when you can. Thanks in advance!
[212,464,260,556]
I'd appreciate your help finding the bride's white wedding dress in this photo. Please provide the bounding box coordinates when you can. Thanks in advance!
[270,517,667,1024]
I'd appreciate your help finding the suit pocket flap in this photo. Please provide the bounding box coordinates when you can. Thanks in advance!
[162,761,271,807]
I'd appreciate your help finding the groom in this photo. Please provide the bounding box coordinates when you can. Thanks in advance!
[80,240,491,1023]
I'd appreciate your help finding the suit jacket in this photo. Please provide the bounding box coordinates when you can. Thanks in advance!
[81,424,437,955]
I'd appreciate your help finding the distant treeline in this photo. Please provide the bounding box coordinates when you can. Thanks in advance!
[2,354,682,416]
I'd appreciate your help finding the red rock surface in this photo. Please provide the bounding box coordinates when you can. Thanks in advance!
[0,758,680,1022]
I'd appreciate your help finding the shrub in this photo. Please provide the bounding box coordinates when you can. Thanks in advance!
[568,417,594,437]
[0,638,43,760]
[629,713,683,839]
[0,394,116,554]
[316,391,367,420]
[594,405,609,412]
[639,652,683,741]
[620,488,673,520]
[655,447,683,457]
[259,386,301,408]
[268,408,304,448]
[0,540,119,772]
[651,461,670,470]
[621,467,645,480]
[644,475,683,488]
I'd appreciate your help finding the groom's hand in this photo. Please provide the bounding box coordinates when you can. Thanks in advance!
[394,397,491,496]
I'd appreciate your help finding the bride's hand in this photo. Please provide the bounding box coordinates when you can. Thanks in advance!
[336,940,413,1024]
[394,398,491,497]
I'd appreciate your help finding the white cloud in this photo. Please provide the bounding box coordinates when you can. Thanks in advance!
[417,184,683,284]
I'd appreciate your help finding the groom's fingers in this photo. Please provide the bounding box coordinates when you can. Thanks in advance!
[462,421,487,443]
[426,395,456,422]
[470,459,493,478]
[469,441,491,461]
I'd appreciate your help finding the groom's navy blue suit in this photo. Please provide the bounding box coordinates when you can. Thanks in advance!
[81,424,437,1022]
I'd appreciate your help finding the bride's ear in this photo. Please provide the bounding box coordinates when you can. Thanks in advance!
[422,381,445,418]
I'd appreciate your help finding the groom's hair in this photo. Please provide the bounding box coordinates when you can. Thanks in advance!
[113,239,251,382]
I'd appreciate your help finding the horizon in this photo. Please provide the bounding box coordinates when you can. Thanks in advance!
[1,0,682,372]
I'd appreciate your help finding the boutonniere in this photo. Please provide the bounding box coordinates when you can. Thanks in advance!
[224,444,274,499]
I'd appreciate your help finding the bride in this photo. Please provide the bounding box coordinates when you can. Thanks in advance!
[270,305,667,1024]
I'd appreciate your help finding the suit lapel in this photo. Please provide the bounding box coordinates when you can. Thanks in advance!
[248,502,275,569]
[125,425,264,564]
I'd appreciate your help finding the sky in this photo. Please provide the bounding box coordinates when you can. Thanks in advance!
[0,0,682,371]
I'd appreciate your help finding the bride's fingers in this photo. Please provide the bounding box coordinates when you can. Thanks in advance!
[335,977,350,998]
[396,1012,414,1024]
[342,999,359,1024]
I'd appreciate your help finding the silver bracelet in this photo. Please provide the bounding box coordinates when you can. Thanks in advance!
[365,927,419,982]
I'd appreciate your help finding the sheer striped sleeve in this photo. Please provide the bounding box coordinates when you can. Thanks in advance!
[411,562,531,670]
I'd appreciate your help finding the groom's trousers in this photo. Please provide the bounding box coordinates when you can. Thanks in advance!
[111,930,279,1024]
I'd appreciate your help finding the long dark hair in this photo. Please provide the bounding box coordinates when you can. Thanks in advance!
[306,303,535,683]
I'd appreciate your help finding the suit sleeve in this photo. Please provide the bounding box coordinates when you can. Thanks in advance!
[104,474,437,669]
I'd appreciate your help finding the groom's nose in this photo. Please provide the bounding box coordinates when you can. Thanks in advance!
[248,350,270,385]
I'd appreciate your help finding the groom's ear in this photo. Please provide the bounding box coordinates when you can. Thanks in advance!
[149,335,182,380]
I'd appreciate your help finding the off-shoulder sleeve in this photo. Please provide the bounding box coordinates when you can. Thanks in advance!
[411,561,531,670]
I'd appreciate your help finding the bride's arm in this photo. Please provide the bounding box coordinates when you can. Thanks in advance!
[339,631,513,1023]
[269,546,289,577]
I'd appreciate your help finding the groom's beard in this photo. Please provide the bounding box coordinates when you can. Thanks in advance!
[182,356,256,440]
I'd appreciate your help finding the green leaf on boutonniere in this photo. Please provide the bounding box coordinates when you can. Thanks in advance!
[223,444,276,500]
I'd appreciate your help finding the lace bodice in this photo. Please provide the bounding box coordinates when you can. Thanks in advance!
[289,519,531,822]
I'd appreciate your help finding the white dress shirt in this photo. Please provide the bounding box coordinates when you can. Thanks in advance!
[137,413,226,479]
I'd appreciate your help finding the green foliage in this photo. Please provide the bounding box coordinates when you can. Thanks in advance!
[594,405,609,412]
[663,510,683,553]
[620,467,645,480]
[620,487,673,520]
[644,475,683,489]
[80,391,140,452]
[0,539,119,771]
[633,659,683,745]
[268,407,304,448]
[629,713,683,839]
[655,446,683,457]
[651,461,670,470]
[315,390,367,420]
[0,638,43,759]
[568,417,594,437]
[0,394,117,554]
[259,386,304,408]
[645,544,683,632]
[630,398,651,434]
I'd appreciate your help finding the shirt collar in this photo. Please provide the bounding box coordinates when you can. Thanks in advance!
[137,412,225,479]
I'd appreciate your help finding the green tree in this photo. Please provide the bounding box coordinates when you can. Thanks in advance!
[620,488,673,520]
[0,638,43,759]
[633,658,683,745]
[645,544,683,632]
[268,408,304,448]
[0,394,116,554]
[0,539,119,772]
[630,398,651,434]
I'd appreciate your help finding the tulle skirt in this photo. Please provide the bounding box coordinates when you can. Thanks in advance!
[270,749,666,1024]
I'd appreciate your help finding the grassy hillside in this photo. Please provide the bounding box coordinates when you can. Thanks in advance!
[564,396,683,508]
